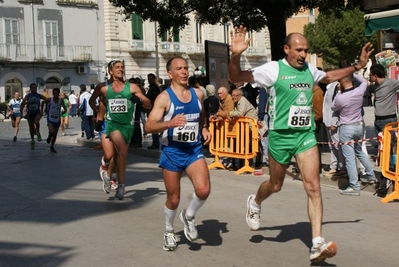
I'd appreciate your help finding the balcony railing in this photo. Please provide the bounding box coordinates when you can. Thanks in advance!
[128,40,267,57]
[0,44,92,62]
[185,43,205,55]
[129,40,156,52]
[159,42,189,54]
[56,0,98,7]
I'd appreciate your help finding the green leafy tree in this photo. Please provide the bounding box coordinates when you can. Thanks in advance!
[304,8,377,68]
[109,0,364,60]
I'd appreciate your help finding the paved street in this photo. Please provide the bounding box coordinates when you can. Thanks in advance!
[0,109,398,267]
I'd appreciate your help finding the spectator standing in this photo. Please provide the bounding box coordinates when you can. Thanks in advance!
[79,84,95,140]
[129,77,146,148]
[68,90,78,117]
[196,76,208,101]
[203,84,219,124]
[332,71,377,196]
[146,73,161,149]
[369,64,399,196]
[323,81,346,177]
[157,77,167,92]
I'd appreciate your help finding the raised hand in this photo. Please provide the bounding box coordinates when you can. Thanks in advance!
[358,42,374,68]
[229,25,251,55]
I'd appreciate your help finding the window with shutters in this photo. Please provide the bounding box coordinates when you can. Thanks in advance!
[42,21,59,58]
[161,27,179,42]
[131,13,143,40]
[172,27,179,42]
[4,18,19,45]
[44,21,59,46]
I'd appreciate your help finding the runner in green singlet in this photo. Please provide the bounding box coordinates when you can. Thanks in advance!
[229,25,374,262]
[90,60,151,200]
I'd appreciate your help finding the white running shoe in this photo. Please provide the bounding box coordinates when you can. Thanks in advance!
[110,178,118,190]
[99,166,107,180]
[179,209,198,241]
[100,170,111,194]
[163,232,179,251]
[310,238,338,262]
[246,194,261,230]
[115,184,125,200]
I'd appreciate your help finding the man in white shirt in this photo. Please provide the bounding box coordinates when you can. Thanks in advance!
[68,90,78,117]
[79,84,94,139]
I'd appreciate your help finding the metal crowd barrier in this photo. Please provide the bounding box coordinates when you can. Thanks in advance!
[208,117,258,175]
[380,121,399,203]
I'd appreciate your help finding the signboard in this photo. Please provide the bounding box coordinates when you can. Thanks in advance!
[205,40,230,90]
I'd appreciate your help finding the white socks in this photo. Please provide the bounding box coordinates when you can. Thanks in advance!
[250,198,261,210]
[186,192,205,220]
[312,236,323,247]
[101,156,110,168]
[164,206,177,232]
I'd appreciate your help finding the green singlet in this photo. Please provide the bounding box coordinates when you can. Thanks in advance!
[105,82,135,144]
[268,60,317,164]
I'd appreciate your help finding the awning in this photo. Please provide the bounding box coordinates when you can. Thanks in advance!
[364,9,399,35]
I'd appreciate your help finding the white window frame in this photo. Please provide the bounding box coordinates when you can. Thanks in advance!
[4,18,20,44]
[43,20,59,46]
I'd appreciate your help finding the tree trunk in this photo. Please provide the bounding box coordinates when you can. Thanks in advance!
[261,4,287,60]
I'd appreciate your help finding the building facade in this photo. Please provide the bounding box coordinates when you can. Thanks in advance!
[0,0,106,102]
[103,1,271,86]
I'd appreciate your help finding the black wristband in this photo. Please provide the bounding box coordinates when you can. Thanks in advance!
[352,64,359,72]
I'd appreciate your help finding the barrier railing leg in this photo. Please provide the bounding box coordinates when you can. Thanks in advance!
[208,154,225,170]
[381,179,399,203]
[235,158,254,175]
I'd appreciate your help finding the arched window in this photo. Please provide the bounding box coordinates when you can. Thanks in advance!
[4,78,22,101]
[45,77,61,97]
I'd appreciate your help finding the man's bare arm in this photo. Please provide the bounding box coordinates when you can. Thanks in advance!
[145,92,187,134]
[320,43,374,84]
[131,83,152,110]
[89,82,105,114]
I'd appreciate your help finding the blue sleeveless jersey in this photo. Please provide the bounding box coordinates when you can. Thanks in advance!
[161,87,202,149]
[26,93,42,114]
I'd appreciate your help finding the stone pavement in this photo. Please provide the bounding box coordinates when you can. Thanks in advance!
[0,108,398,267]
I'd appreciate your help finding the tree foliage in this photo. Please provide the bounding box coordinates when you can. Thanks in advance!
[108,0,364,60]
[304,7,378,67]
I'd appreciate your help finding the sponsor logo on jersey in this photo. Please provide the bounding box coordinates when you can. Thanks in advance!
[184,113,200,120]
[176,106,184,110]
[289,82,311,90]
[281,75,297,80]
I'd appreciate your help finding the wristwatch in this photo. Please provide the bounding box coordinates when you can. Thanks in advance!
[352,63,360,72]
